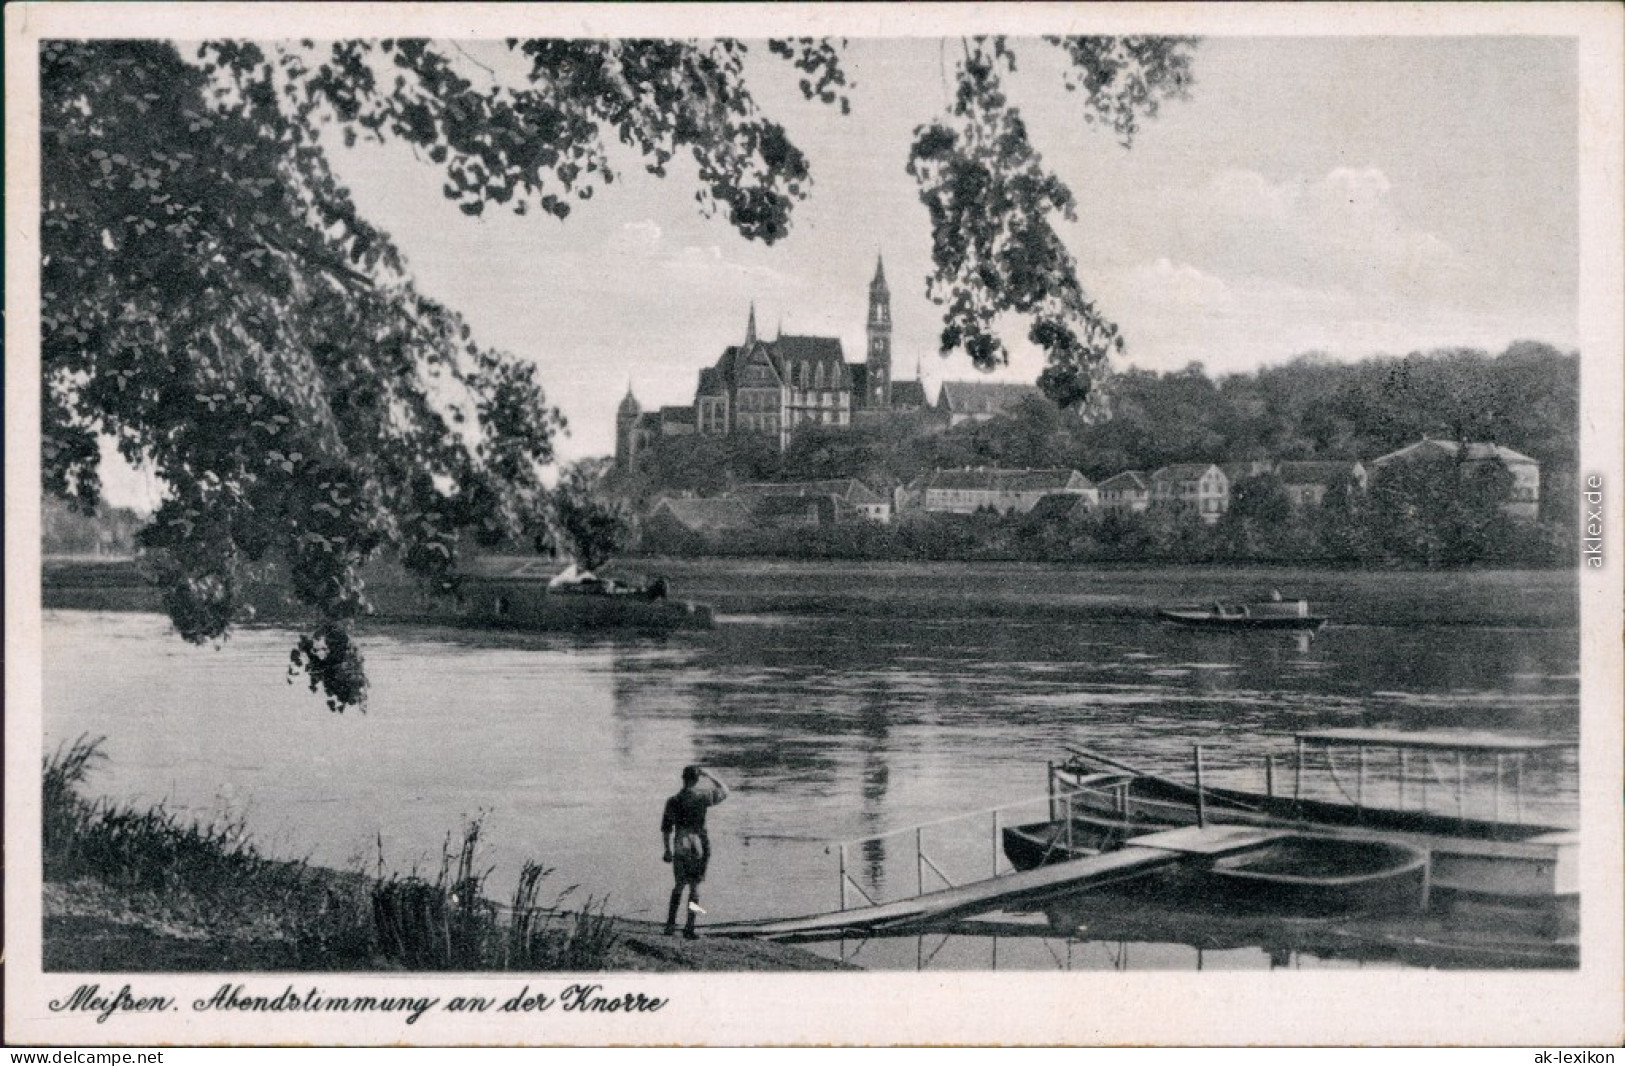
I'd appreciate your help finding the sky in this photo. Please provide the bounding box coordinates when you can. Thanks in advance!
[100,34,1580,506]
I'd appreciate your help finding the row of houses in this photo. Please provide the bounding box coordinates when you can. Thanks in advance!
[643,437,1543,537]
[1091,460,1369,523]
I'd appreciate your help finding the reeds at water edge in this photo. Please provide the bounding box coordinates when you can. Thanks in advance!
[45,736,619,971]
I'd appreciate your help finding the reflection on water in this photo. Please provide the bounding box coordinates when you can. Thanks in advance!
[41,573,1579,970]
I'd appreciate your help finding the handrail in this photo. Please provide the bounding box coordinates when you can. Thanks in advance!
[1062,743,1276,818]
[818,785,1091,852]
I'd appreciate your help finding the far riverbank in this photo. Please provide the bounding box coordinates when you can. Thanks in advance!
[43,556,1579,629]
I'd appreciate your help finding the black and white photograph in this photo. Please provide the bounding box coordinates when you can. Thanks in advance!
[7,1,1623,1048]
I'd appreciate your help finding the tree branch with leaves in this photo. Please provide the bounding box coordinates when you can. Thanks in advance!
[41,34,1196,710]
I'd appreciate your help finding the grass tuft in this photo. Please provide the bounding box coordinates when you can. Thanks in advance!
[45,742,618,971]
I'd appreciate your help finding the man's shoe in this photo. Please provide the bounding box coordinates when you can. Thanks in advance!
[683,929,698,941]
[663,925,677,937]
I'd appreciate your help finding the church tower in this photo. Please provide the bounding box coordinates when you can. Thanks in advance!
[744,302,758,346]
[615,385,642,470]
[866,254,892,407]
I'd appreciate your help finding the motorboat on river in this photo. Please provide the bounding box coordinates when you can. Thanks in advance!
[1005,730,1577,927]
[1157,597,1326,631]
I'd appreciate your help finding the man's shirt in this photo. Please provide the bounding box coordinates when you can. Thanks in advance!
[662,782,726,839]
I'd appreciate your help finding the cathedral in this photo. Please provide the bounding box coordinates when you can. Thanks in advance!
[618,256,928,467]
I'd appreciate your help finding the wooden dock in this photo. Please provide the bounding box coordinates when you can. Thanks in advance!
[707,825,1287,942]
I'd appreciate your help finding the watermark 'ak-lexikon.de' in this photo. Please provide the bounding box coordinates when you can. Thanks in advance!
[1582,474,1603,568]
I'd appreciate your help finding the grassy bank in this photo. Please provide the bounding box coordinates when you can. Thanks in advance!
[43,738,848,973]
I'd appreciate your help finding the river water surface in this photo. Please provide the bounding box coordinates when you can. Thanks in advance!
[41,564,1579,970]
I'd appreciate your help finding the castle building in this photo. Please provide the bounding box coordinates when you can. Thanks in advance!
[617,256,926,464]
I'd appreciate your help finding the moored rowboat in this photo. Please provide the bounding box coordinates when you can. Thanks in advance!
[1000,822,1428,916]
[1035,732,1577,922]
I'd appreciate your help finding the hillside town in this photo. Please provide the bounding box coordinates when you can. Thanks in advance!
[637,440,1539,533]
[609,261,1555,563]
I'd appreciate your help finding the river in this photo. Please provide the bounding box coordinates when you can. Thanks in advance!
[40,562,1580,970]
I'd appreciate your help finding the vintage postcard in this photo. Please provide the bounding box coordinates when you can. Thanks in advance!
[7,1,1623,1047]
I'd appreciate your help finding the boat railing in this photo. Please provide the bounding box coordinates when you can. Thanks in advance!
[1291,735,1576,828]
[818,784,1108,913]
[1063,739,1578,831]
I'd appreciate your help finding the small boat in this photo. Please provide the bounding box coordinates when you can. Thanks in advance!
[1157,598,1326,630]
[1033,732,1578,925]
[459,571,713,631]
[1197,834,1429,915]
[360,559,714,631]
[1001,822,1428,917]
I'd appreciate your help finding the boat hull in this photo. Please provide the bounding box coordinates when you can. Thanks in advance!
[366,576,715,632]
[1002,823,1428,916]
[1157,609,1326,631]
[1046,765,1577,911]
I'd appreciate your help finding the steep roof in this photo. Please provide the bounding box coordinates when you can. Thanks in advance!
[925,468,1087,492]
[696,366,724,395]
[650,497,754,533]
[734,340,786,388]
[658,406,696,425]
[753,494,839,523]
[772,335,844,363]
[1099,471,1148,492]
[1462,442,1538,466]
[733,479,883,505]
[936,381,1043,416]
[1152,463,1222,483]
[1221,460,1274,482]
[771,335,850,389]
[890,380,929,409]
[1371,438,1539,468]
[1369,438,1459,466]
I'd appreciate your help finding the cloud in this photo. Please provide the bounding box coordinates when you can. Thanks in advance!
[605,219,790,286]
[1165,167,1467,299]
[607,219,663,257]
[1094,256,1574,377]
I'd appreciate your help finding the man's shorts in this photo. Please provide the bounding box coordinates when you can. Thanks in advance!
[673,832,709,885]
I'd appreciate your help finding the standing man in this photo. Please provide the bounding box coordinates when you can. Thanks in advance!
[661,765,729,939]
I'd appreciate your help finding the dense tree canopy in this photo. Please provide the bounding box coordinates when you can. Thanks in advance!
[619,341,1578,528]
[43,35,1196,709]
[547,458,631,573]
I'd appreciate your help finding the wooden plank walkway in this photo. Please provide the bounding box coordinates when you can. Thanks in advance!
[706,825,1284,942]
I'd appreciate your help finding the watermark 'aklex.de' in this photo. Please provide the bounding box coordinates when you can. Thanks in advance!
[1582,474,1604,568]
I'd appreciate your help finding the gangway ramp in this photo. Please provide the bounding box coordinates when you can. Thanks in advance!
[707,825,1286,942]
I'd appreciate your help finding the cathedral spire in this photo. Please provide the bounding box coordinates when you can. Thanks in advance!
[745,302,758,346]
[866,252,893,407]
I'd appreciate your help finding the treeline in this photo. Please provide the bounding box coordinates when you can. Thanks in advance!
[42,497,147,556]
[642,460,1574,569]
[612,341,1579,523]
